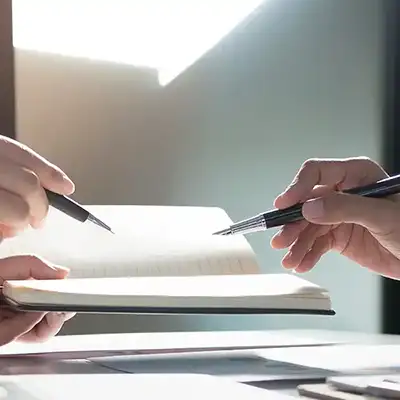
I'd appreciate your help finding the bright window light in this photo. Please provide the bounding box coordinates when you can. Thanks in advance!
[12,0,264,85]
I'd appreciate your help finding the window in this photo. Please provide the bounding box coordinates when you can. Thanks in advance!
[13,0,264,85]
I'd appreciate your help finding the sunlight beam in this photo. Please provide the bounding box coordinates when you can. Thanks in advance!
[13,0,264,85]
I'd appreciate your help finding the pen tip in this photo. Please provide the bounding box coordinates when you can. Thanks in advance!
[87,214,114,234]
[212,228,232,236]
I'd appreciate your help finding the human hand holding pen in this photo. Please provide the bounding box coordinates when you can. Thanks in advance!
[270,157,400,279]
[0,135,77,345]
[0,135,75,237]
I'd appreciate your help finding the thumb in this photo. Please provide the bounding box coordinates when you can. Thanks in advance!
[302,193,399,235]
[0,255,69,281]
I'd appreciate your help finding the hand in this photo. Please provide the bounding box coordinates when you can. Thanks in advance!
[270,157,400,279]
[0,255,75,346]
[0,135,74,238]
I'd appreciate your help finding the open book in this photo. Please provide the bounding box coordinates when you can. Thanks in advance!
[0,206,334,315]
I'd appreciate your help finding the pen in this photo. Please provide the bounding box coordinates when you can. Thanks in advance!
[45,189,113,234]
[213,173,400,236]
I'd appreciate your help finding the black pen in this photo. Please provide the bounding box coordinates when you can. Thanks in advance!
[45,190,114,233]
[213,174,400,236]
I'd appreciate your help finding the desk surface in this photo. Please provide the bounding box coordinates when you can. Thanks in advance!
[2,329,399,357]
[1,329,400,398]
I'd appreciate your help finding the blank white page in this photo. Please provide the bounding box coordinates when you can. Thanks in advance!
[0,374,292,400]
[4,274,331,311]
[0,206,259,278]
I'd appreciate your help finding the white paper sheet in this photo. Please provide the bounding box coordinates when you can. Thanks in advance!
[89,350,334,383]
[0,374,293,400]
[257,344,400,372]
[0,206,259,278]
[0,331,341,358]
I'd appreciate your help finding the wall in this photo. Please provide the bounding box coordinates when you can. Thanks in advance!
[15,0,384,334]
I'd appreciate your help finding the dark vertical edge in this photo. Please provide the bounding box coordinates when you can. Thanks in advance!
[382,0,400,334]
[0,0,15,139]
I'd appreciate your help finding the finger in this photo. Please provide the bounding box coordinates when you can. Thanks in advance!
[270,186,332,249]
[301,192,400,237]
[0,224,19,238]
[295,236,332,273]
[0,189,30,229]
[0,159,49,228]
[271,220,309,249]
[281,224,332,269]
[0,136,74,195]
[274,157,387,209]
[0,255,69,282]
[0,312,45,346]
[20,312,76,343]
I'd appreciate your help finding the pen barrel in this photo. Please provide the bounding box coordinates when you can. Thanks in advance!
[217,174,400,236]
[45,190,89,223]
[264,204,303,229]
[264,174,400,229]
[344,174,400,198]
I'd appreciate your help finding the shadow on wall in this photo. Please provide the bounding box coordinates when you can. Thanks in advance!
[15,0,383,334]
[15,49,169,205]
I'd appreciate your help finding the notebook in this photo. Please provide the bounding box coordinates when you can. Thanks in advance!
[0,205,334,315]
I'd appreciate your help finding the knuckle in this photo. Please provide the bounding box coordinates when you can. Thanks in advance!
[349,156,375,167]
[300,158,338,182]
[352,155,373,163]
[300,158,334,174]
[301,158,320,169]
[347,157,387,179]
[19,254,45,266]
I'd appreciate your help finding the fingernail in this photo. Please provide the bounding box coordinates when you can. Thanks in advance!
[61,173,75,190]
[282,252,296,269]
[302,198,324,219]
[274,228,284,237]
[282,250,291,260]
[51,167,74,188]
[51,167,65,181]
[62,173,73,184]
[51,265,70,274]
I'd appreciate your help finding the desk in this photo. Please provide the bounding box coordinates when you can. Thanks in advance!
[2,329,400,398]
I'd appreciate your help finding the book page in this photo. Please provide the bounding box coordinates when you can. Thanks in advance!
[4,274,331,311]
[0,206,259,278]
[8,274,326,298]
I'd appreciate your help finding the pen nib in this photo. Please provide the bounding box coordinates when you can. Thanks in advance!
[87,214,114,234]
[212,228,232,236]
